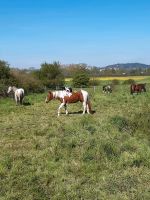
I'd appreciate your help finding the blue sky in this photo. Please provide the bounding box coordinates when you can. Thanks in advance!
[0,0,150,68]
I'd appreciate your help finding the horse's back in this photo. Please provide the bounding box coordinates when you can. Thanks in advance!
[18,88,24,94]
[63,90,86,103]
[15,88,24,97]
[130,83,146,94]
[81,89,88,95]
[138,83,146,91]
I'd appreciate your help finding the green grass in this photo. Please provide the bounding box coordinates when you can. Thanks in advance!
[0,83,150,200]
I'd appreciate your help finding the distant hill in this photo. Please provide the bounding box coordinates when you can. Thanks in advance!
[104,63,150,70]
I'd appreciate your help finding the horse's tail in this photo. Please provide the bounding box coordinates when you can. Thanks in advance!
[19,90,24,98]
[87,100,93,114]
[20,90,24,104]
[86,91,94,114]
[143,83,146,92]
[81,90,93,114]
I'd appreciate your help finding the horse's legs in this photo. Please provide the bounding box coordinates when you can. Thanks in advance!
[20,95,24,105]
[15,95,18,105]
[86,103,90,114]
[82,101,87,114]
[64,104,68,115]
[20,97,23,105]
[58,102,65,116]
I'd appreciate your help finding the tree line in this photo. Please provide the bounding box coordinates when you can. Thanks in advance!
[1,59,150,96]
[0,60,91,96]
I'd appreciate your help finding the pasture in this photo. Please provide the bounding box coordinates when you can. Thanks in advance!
[0,81,150,199]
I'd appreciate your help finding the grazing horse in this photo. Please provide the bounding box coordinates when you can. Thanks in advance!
[45,89,92,116]
[7,86,24,105]
[130,83,146,95]
[103,85,112,93]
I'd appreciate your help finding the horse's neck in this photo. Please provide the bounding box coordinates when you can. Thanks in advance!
[12,87,17,92]
[53,91,60,98]
[53,91,65,99]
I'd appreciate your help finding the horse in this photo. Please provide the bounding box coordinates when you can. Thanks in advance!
[45,89,92,116]
[103,85,112,93]
[130,83,146,95]
[7,86,24,105]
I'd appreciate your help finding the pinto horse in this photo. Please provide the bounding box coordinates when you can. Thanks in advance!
[103,85,112,93]
[130,83,146,95]
[45,89,92,116]
[7,86,24,105]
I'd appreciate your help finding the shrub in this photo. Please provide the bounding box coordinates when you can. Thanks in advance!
[89,79,100,86]
[0,83,8,98]
[39,62,65,88]
[10,69,44,93]
[0,60,10,80]
[72,73,90,87]
[123,79,135,85]
[111,79,120,85]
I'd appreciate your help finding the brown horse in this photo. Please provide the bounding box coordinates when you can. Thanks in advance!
[45,89,92,116]
[130,83,146,94]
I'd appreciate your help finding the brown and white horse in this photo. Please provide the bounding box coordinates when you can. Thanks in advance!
[45,89,92,116]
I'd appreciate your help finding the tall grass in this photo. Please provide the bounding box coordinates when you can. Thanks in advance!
[0,82,150,199]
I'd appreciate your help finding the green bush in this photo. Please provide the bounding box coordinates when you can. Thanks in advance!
[111,79,120,85]
[0,60,10,80]
[72,73,90,87]
[39,62,65,88]
[89,79,100,86]
[123,79,135,85]
[10,69,44,93]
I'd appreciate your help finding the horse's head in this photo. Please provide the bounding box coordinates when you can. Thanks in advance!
[7,86,17,93]
[45,91,53,103]
[7,86,12,94]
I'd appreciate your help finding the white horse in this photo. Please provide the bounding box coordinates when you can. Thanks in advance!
[45,89,92,116]
[7,86,24,105]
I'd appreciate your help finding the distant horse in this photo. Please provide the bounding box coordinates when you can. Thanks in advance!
[103,85,112,93]
[45,89,92,116]
[130,83,146,95]
[7,86,24,105]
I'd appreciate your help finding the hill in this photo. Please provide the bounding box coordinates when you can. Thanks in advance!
[104,63,150,70]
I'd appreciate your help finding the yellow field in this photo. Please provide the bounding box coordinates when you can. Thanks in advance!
[65,76,150,82]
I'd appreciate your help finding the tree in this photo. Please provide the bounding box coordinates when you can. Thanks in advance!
[72,73,90,88]
[10,69,44,93]
[39,61,64,88]
[0,60,14,97]
[0,60,16,86]
[0,60,10,80]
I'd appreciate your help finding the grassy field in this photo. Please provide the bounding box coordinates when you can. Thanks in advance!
[0,81,150,199]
